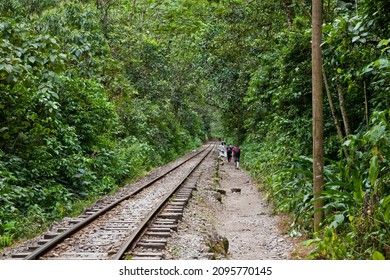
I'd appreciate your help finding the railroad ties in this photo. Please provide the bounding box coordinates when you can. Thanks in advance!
[129,172,202,260]
[10,204,114,259]
[10,143,215,260]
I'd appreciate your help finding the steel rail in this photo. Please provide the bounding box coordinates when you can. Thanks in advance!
[24,143,213,260]
[113,143,216,259]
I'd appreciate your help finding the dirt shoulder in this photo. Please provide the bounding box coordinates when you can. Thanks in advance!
[165,154,297,260]
[214,158,294,259]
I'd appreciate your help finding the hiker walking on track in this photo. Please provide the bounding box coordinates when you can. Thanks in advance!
[226,144,233,162]
[232,144,241,169]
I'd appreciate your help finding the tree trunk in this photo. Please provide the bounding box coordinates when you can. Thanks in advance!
[131,0,137,26]
[364,80,369,129]
[237,111,242,145]
[324,0,331,23]
[283,0,295,27]
[312,0,324,232]
[337,85,351,136]
[323,68,348,158]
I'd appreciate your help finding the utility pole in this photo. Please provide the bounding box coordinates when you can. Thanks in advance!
[312,0,324,232]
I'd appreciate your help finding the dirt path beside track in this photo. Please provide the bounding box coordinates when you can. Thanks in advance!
[165,155,294,260]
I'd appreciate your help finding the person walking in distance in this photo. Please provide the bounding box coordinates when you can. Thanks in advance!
[226,144,233,162]
[219,141,226,158]
[232,144,241,169]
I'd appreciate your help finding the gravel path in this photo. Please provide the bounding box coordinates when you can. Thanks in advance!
[164,155,294,260]
[215,160,293,259]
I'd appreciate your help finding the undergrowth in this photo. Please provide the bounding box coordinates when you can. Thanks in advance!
[243,109,390,260]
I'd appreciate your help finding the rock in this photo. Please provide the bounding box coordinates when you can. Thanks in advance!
[216,189,226,195]
[231,188,241,193]
[213,192,222,202]
[206,234,229,257]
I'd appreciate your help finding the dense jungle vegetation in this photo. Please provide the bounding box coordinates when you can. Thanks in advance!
[0,0,389,259]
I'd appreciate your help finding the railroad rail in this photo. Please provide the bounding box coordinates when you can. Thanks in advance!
[13,143,216,260]
[115,145,213,260]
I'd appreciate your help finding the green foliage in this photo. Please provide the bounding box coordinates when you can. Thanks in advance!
[302,228,353,260]
[240,0,389,259]
[0,0,209,248]
[0,221,15,247]
[275,110,390,259]
[322,5,390,134]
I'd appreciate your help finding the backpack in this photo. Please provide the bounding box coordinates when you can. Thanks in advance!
[226,146,232,152]
[234,147,240,156]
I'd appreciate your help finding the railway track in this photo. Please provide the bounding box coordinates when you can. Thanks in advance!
[12,143,216,260]
[115,150,211,260]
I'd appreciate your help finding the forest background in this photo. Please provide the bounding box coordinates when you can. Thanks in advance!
[0,0,389,259]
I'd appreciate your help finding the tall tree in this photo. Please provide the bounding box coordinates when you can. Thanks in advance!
[283,0,295,27]
[337,85,352,136]
[312,0,324,232]
[323,68,349,158]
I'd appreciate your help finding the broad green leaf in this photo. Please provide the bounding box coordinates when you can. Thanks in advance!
[353,21,362,32]
[369,125,386,143]
[343,139,351,146]
[372,251,385,260]
[369,155,380,187]
[329,214,345,229]
[0,64,13,73]
[49,54,57,62]
[352,36,360,43]
[378,39,389,47]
